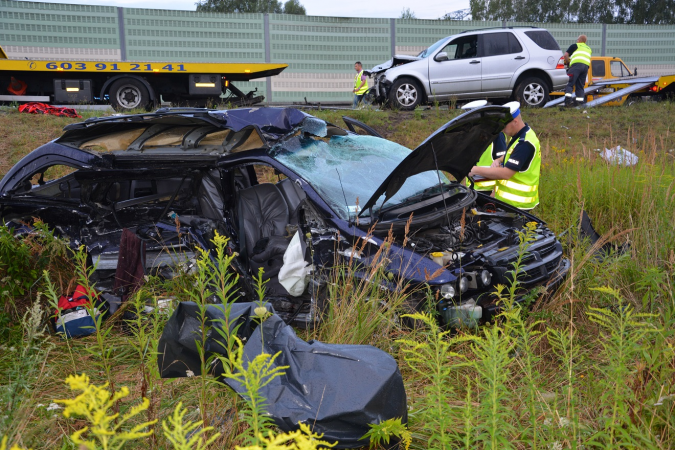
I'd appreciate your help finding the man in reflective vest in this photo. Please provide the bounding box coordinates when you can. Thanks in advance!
[353,61,369,109]
[461,100,507,192]
[564,35,592,107]
[468,102,540,210]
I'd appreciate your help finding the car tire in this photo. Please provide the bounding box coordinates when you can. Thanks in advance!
[514,77,549,108]
[109,78,151,111]
[389,78,422,110]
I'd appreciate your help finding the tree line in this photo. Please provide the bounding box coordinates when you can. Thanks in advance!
[196,0,306,14]
[469,0,675,24]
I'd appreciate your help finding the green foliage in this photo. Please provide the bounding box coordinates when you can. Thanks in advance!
[0,297,54,442]
[473,325,516,450]
[220,336,289,447]
[195,0,306,14]
[0,436,29,450]
[162,402,220,450]
[361,417,411,450]
[0,221,68,313]
[586,286,660,447]
[235,422,336,450]
[180,232,240,425]
[282,0,306,15]
[397,312,478,449]
[469,0,675,23]
[55,373,156,450]
[399,7,416,19]
[318,231,412,346]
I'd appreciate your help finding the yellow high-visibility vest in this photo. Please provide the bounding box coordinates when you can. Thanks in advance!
[354,70,369,95]
[494,128,541,210]
[570,42,592,66]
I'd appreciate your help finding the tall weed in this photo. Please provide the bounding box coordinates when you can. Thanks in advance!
[397,312,478,450]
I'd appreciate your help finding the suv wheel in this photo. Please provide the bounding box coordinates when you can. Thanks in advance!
[389,78,422,110]
[514,77,549,108]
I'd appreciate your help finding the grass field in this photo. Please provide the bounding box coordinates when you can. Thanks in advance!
[1,102,674,450]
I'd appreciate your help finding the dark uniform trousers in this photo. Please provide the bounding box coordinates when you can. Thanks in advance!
[565,63,589,105]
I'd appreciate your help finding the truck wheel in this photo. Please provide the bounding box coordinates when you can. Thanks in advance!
[109,78,150,111]
[514,77,549,108]
[389,78,422,110]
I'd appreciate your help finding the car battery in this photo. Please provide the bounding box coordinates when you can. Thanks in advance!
[189,74,222,95]
[53,79,93,103]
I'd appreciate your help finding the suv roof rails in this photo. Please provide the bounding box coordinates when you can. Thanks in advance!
[460,26,539,34]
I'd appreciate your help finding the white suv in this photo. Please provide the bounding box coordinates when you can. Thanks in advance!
[366,27,568,109]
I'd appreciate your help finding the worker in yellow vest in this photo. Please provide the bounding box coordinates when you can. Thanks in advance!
[563,35,592,106]
[461,100,507,193]
[353,61,369,109]
[468,102,540,210]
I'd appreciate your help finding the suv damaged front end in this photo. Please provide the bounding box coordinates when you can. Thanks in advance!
[364,55,420,105]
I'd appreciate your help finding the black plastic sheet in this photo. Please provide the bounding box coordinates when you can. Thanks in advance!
[158,302,407,448]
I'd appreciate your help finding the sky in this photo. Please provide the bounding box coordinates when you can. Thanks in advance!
[23,0,471,19]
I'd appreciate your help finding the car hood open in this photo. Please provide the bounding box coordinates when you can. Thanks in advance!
[359,105,512,215]
[367,55,421,74]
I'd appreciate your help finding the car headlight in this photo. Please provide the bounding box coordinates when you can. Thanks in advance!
[481,270,492,286]
[459,277,469,293]
[440,284,455,299]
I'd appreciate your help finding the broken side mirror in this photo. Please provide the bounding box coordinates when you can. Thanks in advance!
[435,51,449,62]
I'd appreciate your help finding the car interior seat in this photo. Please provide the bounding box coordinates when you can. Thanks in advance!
[276,178,307,224]
[237,183,291,280]
[462,42,477,58]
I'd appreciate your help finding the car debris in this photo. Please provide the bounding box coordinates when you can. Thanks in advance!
[158,302,407,448]
[0,106,569,327]
[596,145,639,166]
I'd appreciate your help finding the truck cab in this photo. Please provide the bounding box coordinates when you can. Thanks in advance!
[587,57,635,83]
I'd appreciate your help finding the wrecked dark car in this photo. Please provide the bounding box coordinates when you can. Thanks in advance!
[0,106,569,327]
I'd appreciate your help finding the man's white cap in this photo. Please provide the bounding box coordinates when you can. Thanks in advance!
[503,101,521,119]
[461,100,488,110]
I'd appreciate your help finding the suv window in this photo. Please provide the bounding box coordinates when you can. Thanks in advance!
[509,33,523,53]
[441,35,478,60]
[524,30,560,51]
[591,60,605,77]
[483,32,522,57]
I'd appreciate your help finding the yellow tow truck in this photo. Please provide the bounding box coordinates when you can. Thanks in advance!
[0,45,287,111]
[546,56,675,108]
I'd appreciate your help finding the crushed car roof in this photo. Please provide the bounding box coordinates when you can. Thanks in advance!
[57,107,311,152]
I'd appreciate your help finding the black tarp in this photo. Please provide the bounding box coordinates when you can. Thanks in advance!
[157,302,407,448]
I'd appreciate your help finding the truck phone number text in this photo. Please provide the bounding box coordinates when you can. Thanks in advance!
[45,62,187,72]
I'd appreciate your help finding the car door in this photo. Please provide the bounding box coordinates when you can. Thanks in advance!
[427,34,481,99]
[479,32,529,94]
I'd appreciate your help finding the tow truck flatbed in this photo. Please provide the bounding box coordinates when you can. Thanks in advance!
[0,45,288,111]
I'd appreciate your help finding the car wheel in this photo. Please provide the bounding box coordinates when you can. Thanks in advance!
[515,77,549,108]
[109,78,151,111]
[389,78,422,110]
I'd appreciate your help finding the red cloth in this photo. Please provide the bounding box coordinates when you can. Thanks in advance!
[55,284,97,314]
[18,102,81,118]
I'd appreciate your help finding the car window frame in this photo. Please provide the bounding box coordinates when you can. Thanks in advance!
[610,61,624,77]
[591,60,606,77]
[480,32,522,58]
[437,34,479,61]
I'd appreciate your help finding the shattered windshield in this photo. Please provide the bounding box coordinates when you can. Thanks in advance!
[271,135,451,220]
[418,37,449,58]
